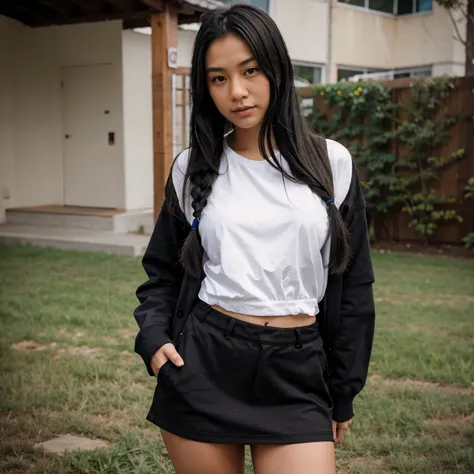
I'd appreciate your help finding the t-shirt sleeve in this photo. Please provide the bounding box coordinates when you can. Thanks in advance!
[325,139,353,209]
[171,148,193,224]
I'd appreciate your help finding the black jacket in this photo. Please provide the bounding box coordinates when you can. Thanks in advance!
[133,160,375,423]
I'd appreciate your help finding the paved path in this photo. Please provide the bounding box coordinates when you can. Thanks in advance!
[0,223,150,256]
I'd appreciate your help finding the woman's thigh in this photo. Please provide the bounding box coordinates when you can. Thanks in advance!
[251,441,336,474]
[160,429,245,474]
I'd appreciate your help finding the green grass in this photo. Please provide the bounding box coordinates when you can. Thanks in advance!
[0,243,473,473]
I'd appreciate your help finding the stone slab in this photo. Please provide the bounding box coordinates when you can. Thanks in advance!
[0,223,150,257]
[34,434,110,455]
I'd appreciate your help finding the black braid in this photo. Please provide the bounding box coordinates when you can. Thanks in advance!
[190,170,215,220]
[180,167,218,277]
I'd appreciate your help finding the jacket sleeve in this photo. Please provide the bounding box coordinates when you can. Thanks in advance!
[329,169,376,423]
[133,177,190,376]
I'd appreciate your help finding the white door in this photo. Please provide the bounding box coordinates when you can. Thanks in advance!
[62,64,120,208]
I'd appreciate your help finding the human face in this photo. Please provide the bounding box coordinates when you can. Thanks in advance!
[205,33,270,131]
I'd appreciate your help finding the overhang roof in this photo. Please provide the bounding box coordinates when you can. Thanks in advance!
[0,0,223,28]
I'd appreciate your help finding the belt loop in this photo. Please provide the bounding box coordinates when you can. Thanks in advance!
[224,318,237,340]
[295,328,302,348]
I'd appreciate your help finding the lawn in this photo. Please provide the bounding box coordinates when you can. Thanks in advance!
[0,243,473,474]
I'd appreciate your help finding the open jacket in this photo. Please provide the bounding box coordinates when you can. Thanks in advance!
[133,154,375,424]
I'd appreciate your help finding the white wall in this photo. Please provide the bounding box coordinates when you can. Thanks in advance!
[0,17,124,222]
[0,16,63,223]
[332,2,465,81]
[177,28,197,67]
[271,0,329,65]
[0,16,15,223]
[122,30,153,211]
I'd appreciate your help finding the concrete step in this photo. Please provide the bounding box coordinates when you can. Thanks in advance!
[6,208,155,234]
[0,224,151,257]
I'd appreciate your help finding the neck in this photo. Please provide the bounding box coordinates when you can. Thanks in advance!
[229,124,276,157]
[228,124,261,154]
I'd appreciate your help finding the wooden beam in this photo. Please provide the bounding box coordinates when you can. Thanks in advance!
[151,5,178,217]
[71,0,105,14]
[141,0,163,12]
[0,5,33,25]
[178,12,201,24]
[107,0,131,13]
[123,16,150,28]
[36,0,73,15]
[31,9,150,26]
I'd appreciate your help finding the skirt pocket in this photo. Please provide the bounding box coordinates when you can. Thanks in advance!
[157,359,172,382]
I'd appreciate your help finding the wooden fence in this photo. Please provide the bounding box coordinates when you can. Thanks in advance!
[300,76,474,245]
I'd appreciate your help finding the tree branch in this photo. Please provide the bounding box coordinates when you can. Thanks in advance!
[449,9,467,46]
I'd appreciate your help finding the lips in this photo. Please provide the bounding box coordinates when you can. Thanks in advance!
[233,106,255,112]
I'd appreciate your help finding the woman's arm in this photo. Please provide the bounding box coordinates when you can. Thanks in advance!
[327,165,376,423]
[133,177,190,376]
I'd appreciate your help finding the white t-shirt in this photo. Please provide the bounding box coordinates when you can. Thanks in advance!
[172,139,352,316]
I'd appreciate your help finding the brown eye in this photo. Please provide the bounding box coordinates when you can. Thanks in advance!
[245,67,259,76]
[211,76,226,84]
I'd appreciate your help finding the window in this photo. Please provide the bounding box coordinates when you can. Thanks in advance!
[337,66,390,81]
[337,67,365,81]
[340,0,394,13]
[338,0,432,14]
[369,0,394,13]
[293,63,323,85]
[219,0,269,12]
[343,0,365,6]
[394,66,432,78]
[397,0,432,14]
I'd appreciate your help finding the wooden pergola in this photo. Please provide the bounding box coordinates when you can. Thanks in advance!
[0,0,221,217]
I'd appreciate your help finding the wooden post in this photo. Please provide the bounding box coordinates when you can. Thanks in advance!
[151,5,178,220]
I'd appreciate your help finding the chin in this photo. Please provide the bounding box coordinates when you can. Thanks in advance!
[232,117,264,130]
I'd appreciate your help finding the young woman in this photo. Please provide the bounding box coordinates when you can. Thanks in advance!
[133,4,375,474]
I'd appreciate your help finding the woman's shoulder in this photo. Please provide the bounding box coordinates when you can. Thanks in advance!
[170,148,191,193]
[171,147,191,180]
[324,139,353,208]
[168,148,192,222]
[325,139,352,169]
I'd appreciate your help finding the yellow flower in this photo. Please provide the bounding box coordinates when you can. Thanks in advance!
[337,90,342,96]
[320,91,324,96]
[354,90,360,96]
[357,86,363,92]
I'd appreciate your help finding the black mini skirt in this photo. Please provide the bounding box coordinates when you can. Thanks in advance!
[147,300,334,444]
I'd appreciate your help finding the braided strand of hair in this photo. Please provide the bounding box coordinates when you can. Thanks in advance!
[180,167,217,277]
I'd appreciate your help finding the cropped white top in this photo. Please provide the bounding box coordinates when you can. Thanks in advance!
[171,139,353,317]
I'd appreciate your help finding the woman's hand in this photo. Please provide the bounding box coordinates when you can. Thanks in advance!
[332,419,353,445]
[151,342,184,376]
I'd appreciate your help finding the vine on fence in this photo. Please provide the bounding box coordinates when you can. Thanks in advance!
[307,82,397,236]
[462,177,474,251]
[305,77,465,244]
[394,77,464,243]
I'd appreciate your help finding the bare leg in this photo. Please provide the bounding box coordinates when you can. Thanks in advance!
[161,429,245,474]
[251,442,336,474]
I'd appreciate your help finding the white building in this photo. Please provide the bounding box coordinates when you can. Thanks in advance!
[0,0,466,225]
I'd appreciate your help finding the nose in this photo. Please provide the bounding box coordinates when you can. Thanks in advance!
[229,77,248,101]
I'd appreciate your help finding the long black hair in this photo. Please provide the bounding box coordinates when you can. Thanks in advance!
[180,4,350,277]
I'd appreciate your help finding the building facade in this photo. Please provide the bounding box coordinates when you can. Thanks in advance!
[178,0,466,83]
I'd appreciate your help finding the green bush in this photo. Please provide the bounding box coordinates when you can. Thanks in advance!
[305,77,465,244]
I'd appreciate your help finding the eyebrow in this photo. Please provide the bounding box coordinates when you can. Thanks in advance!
[206,56,257,74]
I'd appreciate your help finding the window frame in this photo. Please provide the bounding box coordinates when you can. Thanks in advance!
[336,65,389,81]
[218,0,270,12]
[336,65,432,82]
[293,61,325,85]
[336,0,432,16]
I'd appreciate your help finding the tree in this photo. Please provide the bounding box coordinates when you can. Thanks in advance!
[436,0,474,76]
